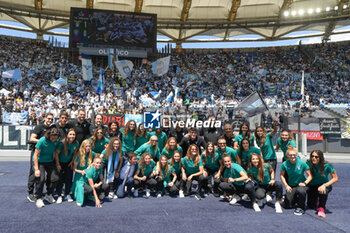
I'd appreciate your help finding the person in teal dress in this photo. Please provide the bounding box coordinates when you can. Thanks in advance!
[161,137,183,159]
[55,128,79,204]
[237,138,261,170]
[181,144,206,200]
[280,146,312,215]
[153,155,178,197]
[120,120,137,153]
[306,150,338,218]
[135,123,150,150]
[101,137,124,199]
[247,153,283,213]
[233,123,255,150]
[133,152,159,197]
[275,130,297,162]
[201,142,221,196]
[72,139,96,206]
[254,122,278,171]
[134,135,161,160]
[33,128,60,208]
[90,127,110,154]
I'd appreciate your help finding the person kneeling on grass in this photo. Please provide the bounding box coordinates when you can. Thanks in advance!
[280,146,312,216]
[306,150,338,218]
[83,157,109,208]
[247,153,283,213]
[218,153,260,212]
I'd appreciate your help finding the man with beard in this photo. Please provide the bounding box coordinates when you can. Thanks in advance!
[67,109,90,145]
[55,111,70,139]
[179,128,206,154]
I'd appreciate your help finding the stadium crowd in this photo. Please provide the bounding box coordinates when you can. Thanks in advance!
[0,35,349,125]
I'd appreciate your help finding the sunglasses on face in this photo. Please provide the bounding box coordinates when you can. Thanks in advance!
[311,155,319,159]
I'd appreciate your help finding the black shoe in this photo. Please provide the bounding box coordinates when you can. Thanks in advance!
[27,194,37,202]
[213,192,220,197]
[294,208,304,216]
[195,193,202,200]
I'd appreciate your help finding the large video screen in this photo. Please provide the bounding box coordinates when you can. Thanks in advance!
[69,8,157,50]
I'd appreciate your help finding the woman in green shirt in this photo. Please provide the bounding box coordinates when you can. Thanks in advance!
[101,137,124,199]
[275,130,297,162]
[307,150,338,218]
[72,139,96,206]
[135,123,150,150]
[248,153,283,213]
[135,136,161,160]
[133,152,158,198]
[280,146,312,215]
[218,153,260,212]
[233,123,255,150]
[161,137,183,159]
[33,128,60,208]
[90,127,110,154]
[153,155,178,197]
[181,144,206,200]
[254,122,278,172]
[169,151,184,197]
[201,142,221,196]
[237,138,261,170]
[120,120,137,153]
[55,128,79,204]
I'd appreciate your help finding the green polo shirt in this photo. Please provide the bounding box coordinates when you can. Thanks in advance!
[181,156,203,176]
[307,161,335,186]
[34,137,60,163]
[216,147,238,163]
[277,138,296,160]
[161,146,183,159]
[201,152,220,171]
[57,141,79,163]
[280,158,309,187]
[256,133,277,160]
[138,160,156,177]
[247,164,272,185]
[223,163,246,186]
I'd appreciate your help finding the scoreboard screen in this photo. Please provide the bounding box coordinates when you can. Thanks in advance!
[69,7,157,50]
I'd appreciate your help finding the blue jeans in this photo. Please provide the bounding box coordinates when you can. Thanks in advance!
[116,177,134,198]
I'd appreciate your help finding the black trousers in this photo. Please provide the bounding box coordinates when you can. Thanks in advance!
[56,162,73,196]
[284,185,308,210]
[307,184,332,209]
[218,181,256,202]
[184,175,208,196]
[204,168,220,193]
[27,150,35,194]
[83,183,109,200]
[134,177,163,193]
[34,162,59,198]
[255,181,283,201]
[165,183,179,195]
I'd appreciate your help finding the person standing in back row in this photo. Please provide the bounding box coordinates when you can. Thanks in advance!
[68,109,90,145]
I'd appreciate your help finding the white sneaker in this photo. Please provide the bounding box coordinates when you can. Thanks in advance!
[179,190,184,198]
[134,189,139,197]
[257,199,264,207]
[108,192,114,199]
[76,202,82,207]
[220,195,225,199]
[242,194,250,201]
[56,196,63,204]
[66,194,74,203]
[157,193,162,198]
[275,202,283,213]
[229,195,241,205]
[253,203,261,212]
[113,195,118,199]
[145,189,151,198]
[36,198,45,208]
[266,194,273,202]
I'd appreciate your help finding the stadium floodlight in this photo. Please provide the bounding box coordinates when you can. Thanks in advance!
[308,8,314,14]
[316,8,321,13]
[291,10,297,16]
[344,5,348,9]
[284,11,289,17]
[334,6,338,10]
[326,7,330,12]
[298,9,304,15]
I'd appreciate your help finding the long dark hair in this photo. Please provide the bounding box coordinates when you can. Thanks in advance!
[308,150,329,176]
[62,128,77,156]
[239,122,251,140]
[238,138,250,162]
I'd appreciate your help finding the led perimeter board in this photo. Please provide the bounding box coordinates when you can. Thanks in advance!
[69,7,157,51]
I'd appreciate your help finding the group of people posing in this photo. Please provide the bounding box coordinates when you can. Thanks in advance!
[27,109,338,218]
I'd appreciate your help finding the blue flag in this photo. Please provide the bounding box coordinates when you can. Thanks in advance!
[96,69,104,95]
[81,53,93,81]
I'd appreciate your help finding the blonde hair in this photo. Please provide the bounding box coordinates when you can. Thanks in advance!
[186,144,200,167]
[248,153,265,182]
[164,137,179,154]
[138,152,152,176]
[157,155,170,179]
[146,135,159,155]
[78,139,93,167]
[105,137,122,160]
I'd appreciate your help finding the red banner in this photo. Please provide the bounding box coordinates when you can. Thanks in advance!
[291,130,323,140]
[102,114,125,126]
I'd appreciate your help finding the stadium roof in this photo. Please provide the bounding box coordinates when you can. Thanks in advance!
[0,0,349,46]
